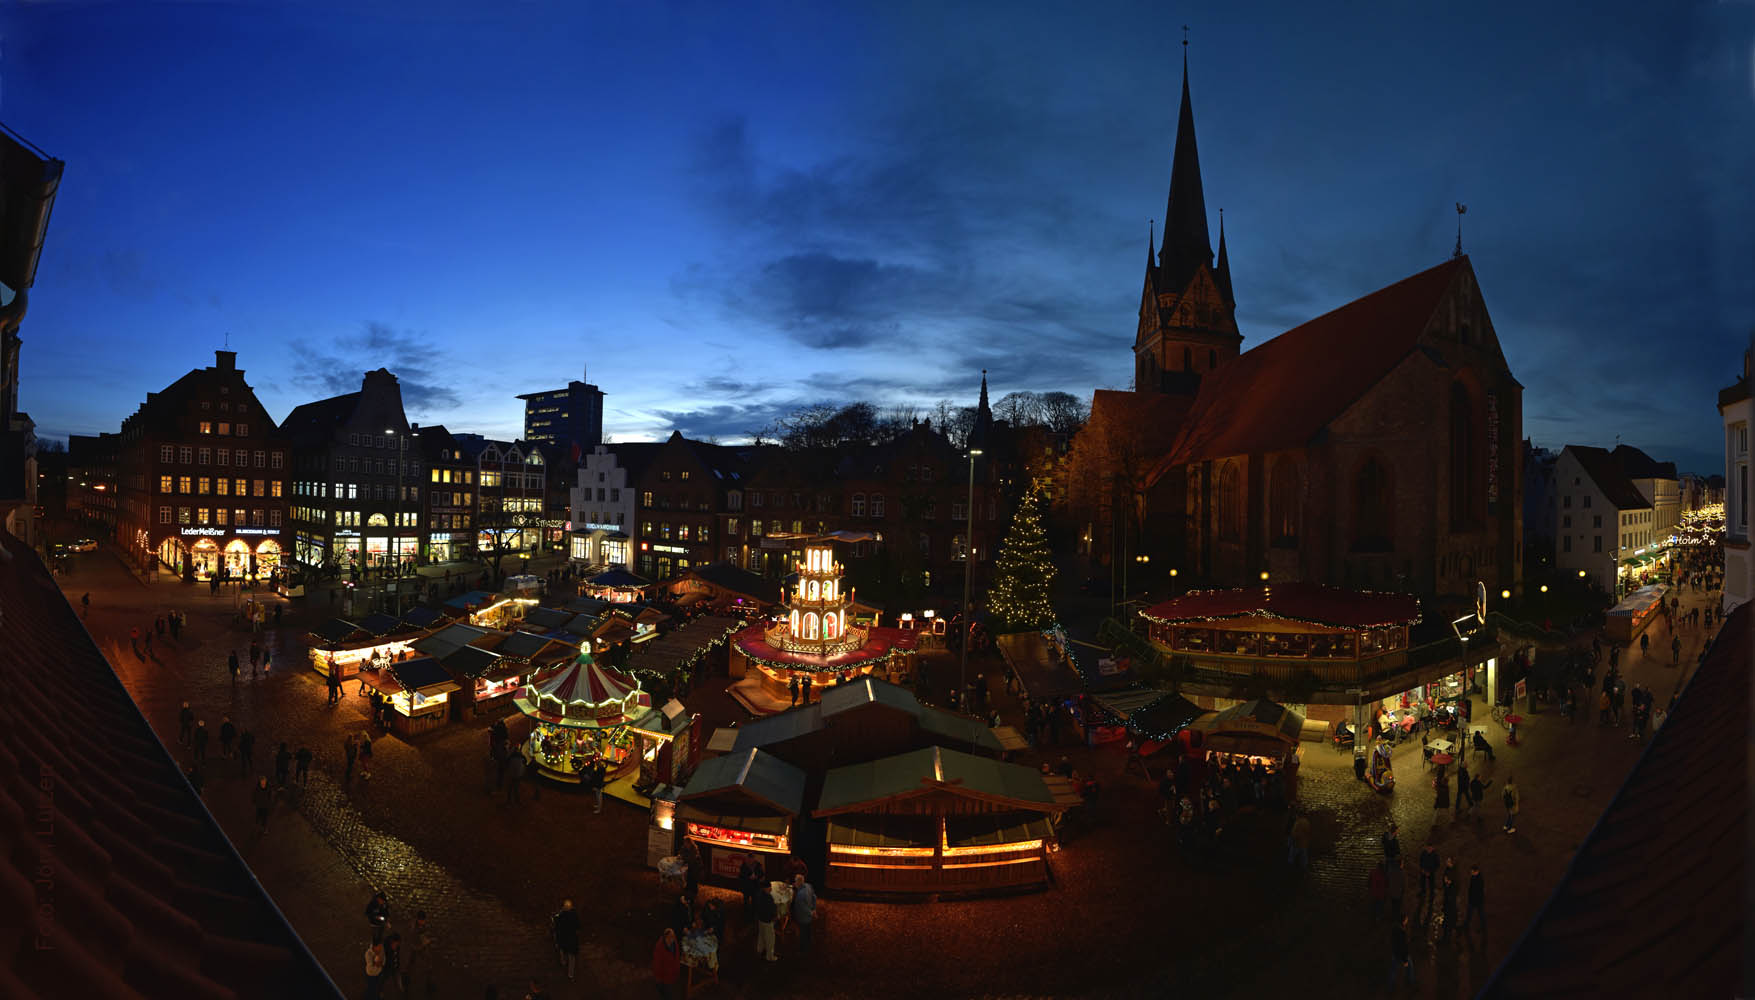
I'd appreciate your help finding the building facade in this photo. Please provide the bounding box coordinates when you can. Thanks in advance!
[1720,336,1752,615]
[283,369,423,576]
[1553,445,1656,596]
[632,431,744,580]
[117,350,291,581]
[469,438,547,556]
[1612,445,1681,542]
[68,432,120,537]
[568,444,637,568]
[417,425,476,564]
[0,123,61,549]
[517,370,605,456]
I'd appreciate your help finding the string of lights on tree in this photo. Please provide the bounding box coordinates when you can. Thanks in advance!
[988,486,1056,631]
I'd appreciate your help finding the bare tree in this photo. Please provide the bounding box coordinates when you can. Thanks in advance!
[993,391,1045,427]
[1040,391,1089,435]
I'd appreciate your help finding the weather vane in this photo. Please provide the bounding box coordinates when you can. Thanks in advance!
[1182,25,1189,49]
[1452,203,1467,258]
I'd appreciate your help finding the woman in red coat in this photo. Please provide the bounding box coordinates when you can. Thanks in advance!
[652,927,682,999]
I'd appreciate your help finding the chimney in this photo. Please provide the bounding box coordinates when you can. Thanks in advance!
[215,349,236,370]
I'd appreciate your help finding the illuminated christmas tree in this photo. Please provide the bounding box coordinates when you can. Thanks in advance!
[989,486,1056,631]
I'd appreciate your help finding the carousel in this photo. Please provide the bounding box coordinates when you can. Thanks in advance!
[728,541,916,714]
[514,648,655,782]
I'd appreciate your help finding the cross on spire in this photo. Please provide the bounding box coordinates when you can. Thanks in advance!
[1453,202,1467,259]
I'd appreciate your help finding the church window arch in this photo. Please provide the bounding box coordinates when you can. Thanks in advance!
[1269,459,1301,548]
[1217,462,1243,542]
[1353,457,1394,552]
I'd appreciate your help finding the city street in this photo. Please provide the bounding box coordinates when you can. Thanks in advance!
[60,543,1727,999]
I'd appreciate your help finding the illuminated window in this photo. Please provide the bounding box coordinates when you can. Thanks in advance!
[197,507,210,525]
[178,476,192,494]
[199,421,213,435]
[159,475,173,493]
[179,508,191,525]
[218,423,230,435]
[210,477,222,495]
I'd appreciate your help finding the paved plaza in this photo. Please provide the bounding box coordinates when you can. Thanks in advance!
[61,546,1726,999]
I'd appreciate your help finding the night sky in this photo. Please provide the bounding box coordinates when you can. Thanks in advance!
[4,2,1751,474]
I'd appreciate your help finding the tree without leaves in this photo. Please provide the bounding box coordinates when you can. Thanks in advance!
[1039,392,1089,436]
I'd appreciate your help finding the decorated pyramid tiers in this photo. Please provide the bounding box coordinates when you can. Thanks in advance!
[731,541,915,713]
[770,544,867,657]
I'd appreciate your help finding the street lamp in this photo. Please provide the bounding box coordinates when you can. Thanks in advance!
[960,447,982,702]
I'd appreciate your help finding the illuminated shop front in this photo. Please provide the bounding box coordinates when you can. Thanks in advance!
[816,745,1057,896]
[584,568,650,604]
[170,526,287,581]
[676,747,806,887]
[306,615,422,681]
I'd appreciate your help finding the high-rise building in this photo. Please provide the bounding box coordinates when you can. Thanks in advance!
[518,366,604,456]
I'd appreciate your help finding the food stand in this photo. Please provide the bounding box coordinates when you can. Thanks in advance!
[1606,584,1669,643]
[816,745,1058,896]
[1187,700,1305,795]
[676,747,806,888]
[584,568,652,604]
[355,656,460,737]
[306,618,423,681]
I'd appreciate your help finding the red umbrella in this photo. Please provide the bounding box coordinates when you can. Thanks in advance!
[1431,752,1455,766]
[1505,714,1523,726]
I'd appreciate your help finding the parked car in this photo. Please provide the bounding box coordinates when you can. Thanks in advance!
[70,539,98,553]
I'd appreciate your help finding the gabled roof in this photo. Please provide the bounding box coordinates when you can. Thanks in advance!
[411,622,493,660]
[1484,602,1749,996]
[279,392,360,448]
[389,656,459,693]
[353,612,406,636]
[588,568,649,589]
[1564,445,1653,511]
[309,618,365,644]
[1159,257,1467,468]
[678,747,808,817]
[675,561,779,604]
[438,644,503,679]
[443,589,497,610]
[606,441,665,481]
[814,745,1057,816]
[522,606,573,631]
[731,703,826,752]
[0,529,340,999]
[491,630,565,661]
[399,605,450,630]
[1610,444,1677,482]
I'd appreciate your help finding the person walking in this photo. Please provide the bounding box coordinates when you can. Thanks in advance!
[381,933,402,998]
[252,776,273,831]
[754,878,779,961]
[651,927,682,1000]
[362,937,387,1000]
[1388,915,1415,988]
[790,873,818,954]
[1439,864,1459,942]
[227,650,240,683]
[551,899,580,981]
[360,735,374,781]
[1381,822,1401,864]
[1639,631,1649,658]
[1671,634,1681,667]
[274,743,292,788]
[178,702,194,746]
[249,641,261,673]
[1417,843,1440,910]
[295,745,313,785]
[238,727,256,777]
[327,665,342,705]
[192,720,209,763]
[365,891,391,933]
[1455,762,1473,817]
[219,717,236,759]
[262,648,272,673]
[344,734,359,783]
[1463,864,1486,944]
[1502,773,1520,834]
[588,757,606,814]
[1287,811,1311,871]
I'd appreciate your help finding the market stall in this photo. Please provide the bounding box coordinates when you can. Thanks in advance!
[466,630,572,716]
[676,747,806,888]
[1187,700,1305,794]
[1606,584,1670,643]
[470,593,539,629]
[306,618,424,681]
[584,568,652,604]
[355,656,460,737]
[816,744,1058,896]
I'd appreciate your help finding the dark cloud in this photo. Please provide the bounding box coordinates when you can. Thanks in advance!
[289,321,463,414]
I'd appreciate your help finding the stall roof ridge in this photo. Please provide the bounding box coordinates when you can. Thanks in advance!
[679,747,807,817]
[814,745,1057,816]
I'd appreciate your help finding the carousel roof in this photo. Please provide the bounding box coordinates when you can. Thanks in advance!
[515,655,653,728]
[1140,582,1420,630]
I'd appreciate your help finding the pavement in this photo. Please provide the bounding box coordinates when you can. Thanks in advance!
[56,539,1729,1000]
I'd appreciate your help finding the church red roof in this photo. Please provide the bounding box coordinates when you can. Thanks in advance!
[1140,582,1421,630]
[0,529,338,999]
[1155,257,1466,472]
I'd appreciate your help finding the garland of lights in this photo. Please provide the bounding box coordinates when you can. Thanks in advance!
[989,486,1057,632]
[1138,586,1422,632]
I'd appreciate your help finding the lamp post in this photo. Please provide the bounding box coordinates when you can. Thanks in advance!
[961,447,982,701]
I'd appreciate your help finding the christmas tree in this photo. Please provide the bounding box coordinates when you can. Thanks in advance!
[988,486,1057,631]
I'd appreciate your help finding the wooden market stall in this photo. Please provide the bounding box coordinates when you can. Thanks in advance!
[584,567,652,604]
[464,630,573,716]
[815,745,1058,896]
[356,656,460,737]
[1187,699,1306,792]
[307,617,425,681]
[676,747,807,887]
[1606,584,1670,643]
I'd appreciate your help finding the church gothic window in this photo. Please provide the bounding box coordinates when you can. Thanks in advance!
[1217,462,1243,542]
[1269,460,1301,548]
[1449,380,1482,530]
[1354,459,1393,552]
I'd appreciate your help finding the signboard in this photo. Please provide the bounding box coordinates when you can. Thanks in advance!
[1486,393,1500,503]
[582,522,620,532]
[711,849,751,880]
[647,825,676,869]
[179,526,279,537]
[1513,678,1527,701]
[653,544,687,554]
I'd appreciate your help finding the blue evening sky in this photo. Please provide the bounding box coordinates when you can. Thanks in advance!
[3,1,1751,474]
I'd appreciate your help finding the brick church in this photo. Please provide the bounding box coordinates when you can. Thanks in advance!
[1068,53,1523,606]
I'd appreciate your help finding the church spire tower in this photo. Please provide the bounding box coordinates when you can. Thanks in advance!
[1133,32,1241,396]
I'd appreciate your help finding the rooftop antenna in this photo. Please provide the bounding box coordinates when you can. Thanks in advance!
[223,331,230,349]
[1182,25,1189,51]
[1452,203,1467,258]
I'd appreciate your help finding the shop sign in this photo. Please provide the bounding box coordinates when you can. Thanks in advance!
[234,527,278,536]
[582,522,620,532]
[1486,393,1499,503]
[180,527,224,536]
[429,532,451,542]
[653,544,687,554]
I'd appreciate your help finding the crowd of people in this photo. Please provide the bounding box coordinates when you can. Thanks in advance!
[1374,822,1492,988]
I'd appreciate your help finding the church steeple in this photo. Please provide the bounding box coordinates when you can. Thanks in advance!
[971,369,994,450]
[1159,48,1213,293]
[1214,208,1235,309]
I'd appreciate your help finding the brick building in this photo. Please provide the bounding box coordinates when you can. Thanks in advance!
[117,350,291,581]
[68,431,120,536]
[451,435,547,558]
[282,368,422,576]
[1068,55,1523,605]
[632,431,746,580]
[417,425,476,564]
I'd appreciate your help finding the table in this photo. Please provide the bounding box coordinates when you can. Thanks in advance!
[681,931,719,996]
[1427,739,1453,755]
